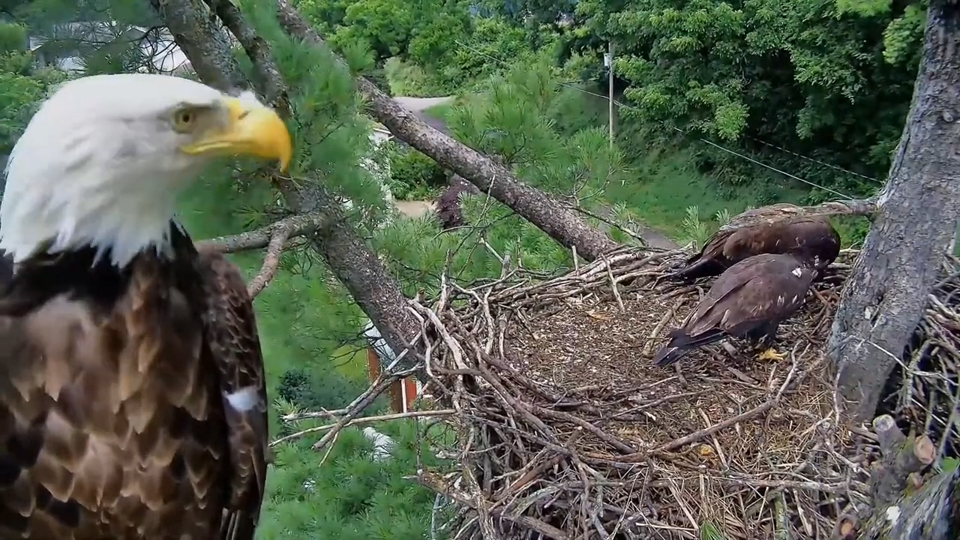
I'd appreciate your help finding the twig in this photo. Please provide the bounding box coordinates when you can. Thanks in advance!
[246,221,294,297]
[271,409,454,447]
[653,400,778,454]
[414,471,570,540]
[197,211,327,254]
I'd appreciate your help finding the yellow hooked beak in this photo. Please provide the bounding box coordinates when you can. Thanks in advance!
[181,97,292,172]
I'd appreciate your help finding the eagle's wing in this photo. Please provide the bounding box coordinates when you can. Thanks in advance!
[683,273,756,338]
[197,249,269,540]
[685,229,731,264]
[691,262,810,339]
[672,229,734,280]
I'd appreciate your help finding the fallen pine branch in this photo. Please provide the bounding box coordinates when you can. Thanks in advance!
[273,0,619,261]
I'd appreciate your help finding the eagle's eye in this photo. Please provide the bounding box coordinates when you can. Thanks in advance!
[172,108,198,132]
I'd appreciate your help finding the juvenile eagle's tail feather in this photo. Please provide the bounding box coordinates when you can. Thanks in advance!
[670,258,725,282]
[652,328,726,367]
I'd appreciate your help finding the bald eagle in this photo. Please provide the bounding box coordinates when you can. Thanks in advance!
[0,74,292,539]
[436,175,479,230]
[673,215,840,282]
[653,253,816,367]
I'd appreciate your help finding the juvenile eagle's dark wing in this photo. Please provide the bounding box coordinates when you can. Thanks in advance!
[673,216,840,281]
[197,249,269,540]
[674,229,735,281]
[654,254,815,366]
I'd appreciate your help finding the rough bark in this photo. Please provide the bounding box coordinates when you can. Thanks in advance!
[852,415,960,540]
[829,0,960,421]
[148,0,247,91]
[154,0,422,365]
[718,199,879,232]
[205,0,287,108]
[273,0,619,261]
[863,467,960,540]
[197,212,327,253]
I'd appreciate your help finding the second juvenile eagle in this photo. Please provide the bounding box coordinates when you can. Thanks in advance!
[673,215,840,282]
[653,253,816,367]
[0,74,291,539]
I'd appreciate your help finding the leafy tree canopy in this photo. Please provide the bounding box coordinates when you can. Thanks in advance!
[567,0,925,198]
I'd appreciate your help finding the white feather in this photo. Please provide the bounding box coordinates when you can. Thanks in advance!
[0,74,245,267]
[224,386,261,412]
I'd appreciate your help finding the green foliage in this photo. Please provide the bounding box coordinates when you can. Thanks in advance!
[700,520,729,540]
[276,368,375,417]
[381,140,448,200]
[883,3,926,66]
[567,0,922,199]
[259,423,443,538]
[0,21,27,53]
[0,23,67,155]
[293,0,471,87]
[679,206,714,250]
[382,56,449,96]
[298,0,551,93]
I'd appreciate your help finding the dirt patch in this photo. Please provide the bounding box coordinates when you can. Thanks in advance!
[393,199,436,219]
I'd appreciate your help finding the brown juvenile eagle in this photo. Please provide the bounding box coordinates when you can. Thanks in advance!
[653,253,816,367]
[673,215,840,282]
[0,74,292,539]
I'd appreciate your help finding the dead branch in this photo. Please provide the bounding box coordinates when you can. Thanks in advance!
[414,471,569,540]
[245,223,293,297]
[869,414,936,509]
[652,399,778,454]
[718,199,878,232]
[196,211,327,254]
[273,0,619,261]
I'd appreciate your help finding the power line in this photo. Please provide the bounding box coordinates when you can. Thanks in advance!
[561,85,866,199]
[452,39,876,200]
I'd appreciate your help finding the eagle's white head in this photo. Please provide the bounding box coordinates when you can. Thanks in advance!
[0,73,292,267]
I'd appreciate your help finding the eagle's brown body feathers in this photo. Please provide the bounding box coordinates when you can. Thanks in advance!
[674,216,840,282]
[0,224,267,539]
[653,253,816,366]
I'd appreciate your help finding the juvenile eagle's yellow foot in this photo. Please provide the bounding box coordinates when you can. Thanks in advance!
[757,348,786,362]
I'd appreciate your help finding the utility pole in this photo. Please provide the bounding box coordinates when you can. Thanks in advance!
[606,41,615,151]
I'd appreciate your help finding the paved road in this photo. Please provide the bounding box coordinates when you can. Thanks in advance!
[634,223,679,250]
[392,96,456,113]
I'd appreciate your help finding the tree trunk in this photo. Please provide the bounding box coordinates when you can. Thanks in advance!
[153,0,422,365]
[273,0,619,261]
[864,467,960,539]
[148,0,247,91]
[829,0,960,422]
[849,416,960,539]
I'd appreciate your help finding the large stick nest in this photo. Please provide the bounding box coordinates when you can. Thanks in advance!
[413,247,960,540]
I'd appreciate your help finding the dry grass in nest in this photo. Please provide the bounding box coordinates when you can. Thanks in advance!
[411,248,960,540]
